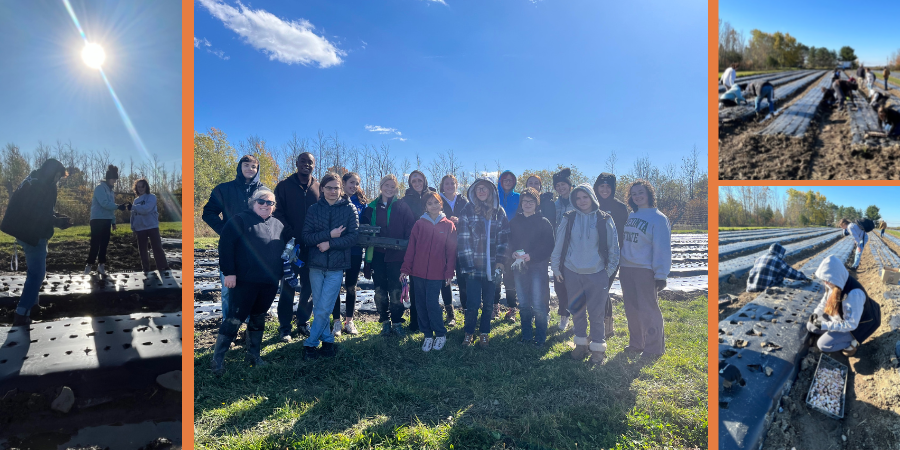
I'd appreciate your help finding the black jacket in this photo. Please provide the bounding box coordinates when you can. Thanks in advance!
[539,192,557,230]
[202,161,265,235]
[273,173,320,247]
[507,212,555,263]
[0,159,67,246]
[744,80,773,98]
[302,196,360,271]
[403,186,438,219]
[440,192,469,218]
[219,210,286,285]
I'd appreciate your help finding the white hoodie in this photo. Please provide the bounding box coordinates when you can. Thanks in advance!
[813,255,865,333]
[130,193,160,232]
[620,207,672,280]
[846,223,867,248]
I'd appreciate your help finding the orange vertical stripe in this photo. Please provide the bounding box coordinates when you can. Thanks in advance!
[182,0,194,448]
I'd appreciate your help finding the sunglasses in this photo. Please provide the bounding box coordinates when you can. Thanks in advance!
[255,199,276,206]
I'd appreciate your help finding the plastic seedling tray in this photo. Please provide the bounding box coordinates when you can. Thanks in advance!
[805,353,848,419]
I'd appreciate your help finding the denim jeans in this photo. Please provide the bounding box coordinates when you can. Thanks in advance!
[464,274,496,334]
[305,268,343,348]
[413,277,446,338]
[755,85,774,113]
[513,260,550,344]
[852,237,867,268]
[16,239,48,316]
[219,270,232,319]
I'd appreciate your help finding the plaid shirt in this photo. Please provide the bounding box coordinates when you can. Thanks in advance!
[457,202,510,279]
[746,243,809,292]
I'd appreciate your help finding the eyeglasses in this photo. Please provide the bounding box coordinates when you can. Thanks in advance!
[474,186,491,193]
[255,199,276,206]
[323,186,341,192]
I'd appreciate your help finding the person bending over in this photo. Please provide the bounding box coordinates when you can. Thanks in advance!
[746,243,809,292]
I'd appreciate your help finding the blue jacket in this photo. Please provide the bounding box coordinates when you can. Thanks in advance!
[90,182,118,220]
[498,170,519,220]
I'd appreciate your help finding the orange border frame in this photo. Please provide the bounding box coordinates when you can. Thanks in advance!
[182,0,194,447]
[709,1,718,448]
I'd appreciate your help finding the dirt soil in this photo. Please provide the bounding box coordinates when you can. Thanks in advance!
[719,81,900,180]
[761,248,900,450]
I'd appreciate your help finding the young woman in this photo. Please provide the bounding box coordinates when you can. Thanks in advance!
[457,178,510,347]
[552,168,576,331]
[508,188,555,347]
[525,175,557,230]
[550,185,619,364]
[212,188,285,376]
[364,175,416,336]
[331,172,368,336]
[619,180,671,358]
[439,174,468,325]
[594,173,628,338]
[808,255,881,356]
[403,170,437,332]
[85,165,127,275]
[878,104,900,138]
[301,173,360,360]
[401,192,457,352]
[839,218,868,270]
[130,179,170,273]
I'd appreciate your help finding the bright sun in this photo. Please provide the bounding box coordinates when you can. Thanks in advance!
[81,42,105,69]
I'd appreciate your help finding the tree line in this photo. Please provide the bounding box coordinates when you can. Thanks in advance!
[193,128,709,236]
[719,187,882,228]
[718,20,883,71]
[0,141,182,226]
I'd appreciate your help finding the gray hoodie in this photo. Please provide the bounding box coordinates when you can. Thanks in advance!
[550,185,620,278]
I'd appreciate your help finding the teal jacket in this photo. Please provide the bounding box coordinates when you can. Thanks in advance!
[90,182,118,220]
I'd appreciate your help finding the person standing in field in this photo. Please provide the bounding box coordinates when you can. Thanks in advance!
[884,66,891,91]
[594,173,628,339]
[202,155,265,320]
[85,165,128,275]
[401,192,457,352]
[865,68,876,93]
[508,188,555,347]
[439,174,468,325]
[839,218,869,270]
[550,185,619,364]
[402,170,437,333]
[619,180,671,358]
[301,173,359,360]
[130,179,170,273]
[525,175,557,230]
[331,172,367,336]
[880,220,888,237]
[495,170,520,322]
[0,159,70,326]
[721,63,737,89]
[272,153,319,342]
[457,178,510,347]
[364,175,416,337]
[211,188,285,376]
[856,64,865,81]
[553,168,576,330]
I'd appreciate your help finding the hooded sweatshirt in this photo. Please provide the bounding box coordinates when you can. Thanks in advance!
[402,170,437,219]
[0,159,67,246]
[813,255,881,341]
[507,210,555,265]
[550,185,620,278]
[130,193,160,232]
[746,243,809,292]
[401,212,458,281]
[457,179,510,280]
[594,173,628,249]
[202,160,265,235]
[719,85,746,104]
[90,181,118,220]
[219,210,285,285]
[497,170,519,221]
[620,203,672,280]
[844,222,867,248]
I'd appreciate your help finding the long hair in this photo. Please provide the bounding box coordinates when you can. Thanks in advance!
[440,174,458,194]
[471,180,496,219]
[423,191,443,212]
[823,283,843,318]
[342,172,368,203]
[516,187,540,215]
[319,172,342,197]
[132,178,150,196]
[626,179,657,212]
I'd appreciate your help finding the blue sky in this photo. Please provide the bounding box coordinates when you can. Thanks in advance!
[194,0,707,178]
[720,1,898,67]
[0,0,182,166]
[721,186,900,224]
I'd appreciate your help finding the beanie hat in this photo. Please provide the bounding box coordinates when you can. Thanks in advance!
[105,164,119,180]
[593,172,617,197]
[552,168,572,187]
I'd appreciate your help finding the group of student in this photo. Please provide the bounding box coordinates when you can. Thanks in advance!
[745,218,883,358]
[719,63,776,115]
[203,153,673,376]
[1,161,170,326]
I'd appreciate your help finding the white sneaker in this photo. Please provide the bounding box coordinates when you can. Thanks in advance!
[433,336,446,351]
[559,315,569,331]
[97,264,106,275]
[332,320,342,337]
[422,338,434,352]
[344,320,359,335]
[83,264,92,275]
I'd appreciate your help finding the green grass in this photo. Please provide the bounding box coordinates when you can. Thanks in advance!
[0,222,181,249]
[886,230,900,240]
[196,237,219,249]
[873,73,900,87]
[194,296,708,449]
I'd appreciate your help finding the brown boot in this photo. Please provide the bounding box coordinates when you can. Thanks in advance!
[571,337,590,360]
[589,342,607,365]
[842,339,859,357]
[478,333,489,348]
[463,333,475,347]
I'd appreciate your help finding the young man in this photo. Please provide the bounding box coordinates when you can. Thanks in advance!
[495,170,519,321]
[273,152,320,342]
[839,218,869,270]
[884,66,892,91]
[552,168,576,330]
[746,243,810,292]
[202,155,265,319]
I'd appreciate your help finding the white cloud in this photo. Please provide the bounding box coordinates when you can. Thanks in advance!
[526,136,533,140]
[360,39,368,49]
[422,0,448,4]
[365,124,402,136]
[391,137,408,142]
[211,49,230,60]
[194,36,211,47]
[197,0,345,68]
[194,36,229,60]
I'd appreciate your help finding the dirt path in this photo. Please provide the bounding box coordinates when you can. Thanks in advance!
[761,247,900,450]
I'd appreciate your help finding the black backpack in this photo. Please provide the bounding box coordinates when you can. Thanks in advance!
[558,209,610,270]
[856,218,875,233]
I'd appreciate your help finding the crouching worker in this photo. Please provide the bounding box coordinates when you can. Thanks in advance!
[839,218,870,270]
[877,105,900,138]
[744,80,775,115]
[0,159,70,326]
[211,188,285,376]
[550,185,620,365]
[746,243,810,292]
[719,84,746,108]
[807,255,881,357]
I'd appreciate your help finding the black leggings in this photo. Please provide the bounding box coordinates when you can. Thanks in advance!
[333,253,363,320]
[86,219,113,264]
[440,263,466,309]
[226,281,279,332]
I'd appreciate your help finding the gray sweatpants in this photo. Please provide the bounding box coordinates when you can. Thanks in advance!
[563,267,609,348]
[808,322,855,352]
[620,267,665,355]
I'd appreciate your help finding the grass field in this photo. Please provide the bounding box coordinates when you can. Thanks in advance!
[193,295,708,450]
[0,222,182,252]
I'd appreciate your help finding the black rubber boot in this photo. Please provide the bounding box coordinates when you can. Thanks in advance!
[211,318,240,377]
[245,331,268,367]
[320,341,337,358]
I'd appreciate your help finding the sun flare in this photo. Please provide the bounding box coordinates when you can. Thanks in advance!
[81,42,105,69]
